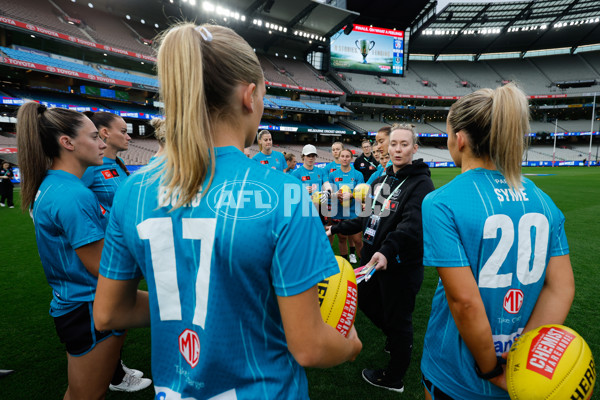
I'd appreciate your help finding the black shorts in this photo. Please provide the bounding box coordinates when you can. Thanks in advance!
[53,302,123,357]
[422,374,454,400]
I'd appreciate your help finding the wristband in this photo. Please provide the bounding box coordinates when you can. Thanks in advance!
[475,356,505,380]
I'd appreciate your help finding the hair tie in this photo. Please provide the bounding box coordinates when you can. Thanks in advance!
[37,104,47,114]
[195,26,213,42]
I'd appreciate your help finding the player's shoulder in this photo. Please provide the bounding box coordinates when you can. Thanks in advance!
[422,173,465,207]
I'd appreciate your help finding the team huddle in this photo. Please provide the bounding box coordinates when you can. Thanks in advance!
[16,23,574,400]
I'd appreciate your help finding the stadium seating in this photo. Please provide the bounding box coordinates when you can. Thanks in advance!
[0,47,99,75]
[530,54,597,84]
[97,67,158,87]
[444,61,502,90]
[257,54,299,87]
[265,55,343,92]
[342,119,392,133]
[404,61,473,96]
[54,0,153,55]
[485,58,551,95]
[0,0,86,38]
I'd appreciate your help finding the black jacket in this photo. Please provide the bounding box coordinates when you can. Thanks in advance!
[331,159,434,269]
[354,154,379,181]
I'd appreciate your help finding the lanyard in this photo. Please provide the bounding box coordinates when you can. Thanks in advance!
[371,175,408,215]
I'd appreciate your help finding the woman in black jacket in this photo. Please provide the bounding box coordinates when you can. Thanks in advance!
[328,124,435,393]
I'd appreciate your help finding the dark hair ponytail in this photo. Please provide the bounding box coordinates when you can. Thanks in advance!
[17,103,85,210]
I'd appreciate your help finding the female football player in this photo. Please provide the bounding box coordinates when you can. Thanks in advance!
[93,23,361,399]
[81,112,130,215]
[283,152,297,173]
[81,111,150,391]
[328,148,364,264]
[421,84,574,399]
[328,125,434,393]
[253,130,286,170]
[292,144,324,194]
[16,103,131,399]
[324,141,344,180]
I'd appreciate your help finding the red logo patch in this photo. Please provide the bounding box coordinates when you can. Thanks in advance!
[260,160,269,165]
[526,326,575,379]
[101,169,119,179]
[99,204,106,215]
[503,289,524,314]
[335,177,343,182]
[301,176,310,181]
[179,329,200,368]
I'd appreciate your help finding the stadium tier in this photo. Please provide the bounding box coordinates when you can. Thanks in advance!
[0,46,99,75]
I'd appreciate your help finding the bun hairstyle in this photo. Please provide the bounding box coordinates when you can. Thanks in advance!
[390,123,418,146]
[150,118,166,145]
[448,83,529,189]
[284,152,295,162]
[16,102,86,210]
[157,23,263,208]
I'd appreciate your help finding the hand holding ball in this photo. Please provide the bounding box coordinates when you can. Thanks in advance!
[317,256,357,337]
[353,183,370,203]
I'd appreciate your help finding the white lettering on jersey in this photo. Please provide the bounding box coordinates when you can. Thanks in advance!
[494,188,529,202]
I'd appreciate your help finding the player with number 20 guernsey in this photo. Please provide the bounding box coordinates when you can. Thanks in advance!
[420,84,574,400]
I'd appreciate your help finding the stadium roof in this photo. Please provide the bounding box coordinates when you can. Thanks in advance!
[410,0,600,57]
[89,0,361,53]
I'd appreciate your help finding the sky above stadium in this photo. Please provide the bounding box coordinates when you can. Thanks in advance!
[436,0,524,13]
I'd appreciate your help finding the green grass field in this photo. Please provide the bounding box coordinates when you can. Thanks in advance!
[1,167,598,399]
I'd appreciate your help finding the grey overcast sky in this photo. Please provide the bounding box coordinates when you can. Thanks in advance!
[436,0,524,13]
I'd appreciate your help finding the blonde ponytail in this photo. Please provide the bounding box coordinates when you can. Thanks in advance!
[489,84,529,189]
[156,23,263,209]
[448,83,529,189]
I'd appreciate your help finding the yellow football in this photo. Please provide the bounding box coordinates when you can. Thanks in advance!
[317,256,358,337]
[506,324,596,400]
[353,183,370,203]
[339,185,351,207]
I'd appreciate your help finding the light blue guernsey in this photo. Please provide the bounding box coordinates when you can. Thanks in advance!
[252,150,286,171]
[100,146,339,400]
[323,160,341,181]
[327,167,364,220]
[291,165,325,192]
[421,169,569,399]
[81,156,129,213]
[32,170,106,317]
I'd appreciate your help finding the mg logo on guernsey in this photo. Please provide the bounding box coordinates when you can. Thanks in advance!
[179,329,200,368]
[503,289,524,314]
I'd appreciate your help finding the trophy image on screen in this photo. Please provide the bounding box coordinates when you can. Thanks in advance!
[355,39,375,64]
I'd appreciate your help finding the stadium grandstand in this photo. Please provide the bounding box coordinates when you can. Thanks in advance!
[0,0,599,173]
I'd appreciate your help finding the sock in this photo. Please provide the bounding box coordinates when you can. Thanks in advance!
[111,358,126,385]
[342,254,349,261]
[349,246,356,255]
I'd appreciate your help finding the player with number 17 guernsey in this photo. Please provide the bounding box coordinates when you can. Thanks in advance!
[94,23,361,400]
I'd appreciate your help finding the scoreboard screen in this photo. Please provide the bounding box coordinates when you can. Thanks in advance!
[330,24,404,76]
